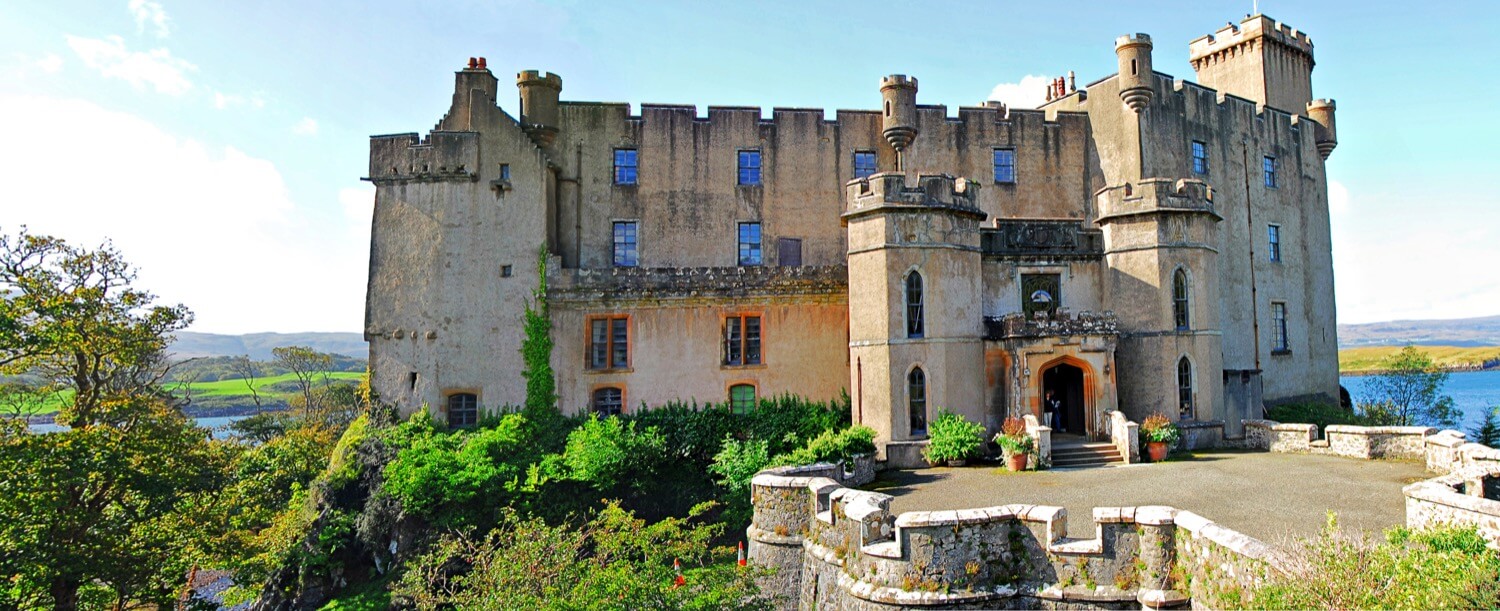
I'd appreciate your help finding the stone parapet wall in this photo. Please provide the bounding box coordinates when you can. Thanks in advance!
[1106,410,1138,464]
[749,464,1278,609]
[1242,419,1434,460]
[1404,466,1500,547]
[549,265,848,303]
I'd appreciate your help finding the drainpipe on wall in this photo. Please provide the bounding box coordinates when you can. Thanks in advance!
[1242,142,1262,371]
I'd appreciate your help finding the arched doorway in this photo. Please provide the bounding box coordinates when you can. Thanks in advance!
[1041,362,1088,437]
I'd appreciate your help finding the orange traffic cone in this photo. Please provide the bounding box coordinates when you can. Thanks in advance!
[737,541,747,567]
[673,558,686,588]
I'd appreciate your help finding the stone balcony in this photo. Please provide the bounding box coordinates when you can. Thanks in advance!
[984,309,1119,340]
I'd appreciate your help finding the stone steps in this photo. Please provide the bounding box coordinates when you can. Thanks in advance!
[1051,442,1124,469]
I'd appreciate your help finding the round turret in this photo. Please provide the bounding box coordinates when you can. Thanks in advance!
[880,75,918,154]
[1114,34,1154,113]
[1305,99,1337,160]
[516,70,563,148]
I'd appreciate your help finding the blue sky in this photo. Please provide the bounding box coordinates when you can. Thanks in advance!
[1,1,1495,333]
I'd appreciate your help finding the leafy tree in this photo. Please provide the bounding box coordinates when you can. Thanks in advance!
[0,402,229,610]
[273,345,333,416]
[1471,407,1500,447]
[1362,345,1460,428]
[0,228,192,427]
[230,354,265,410]
[392,502,777,610]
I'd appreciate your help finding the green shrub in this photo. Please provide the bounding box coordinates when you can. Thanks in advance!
[921,410,985,464]
[707,438,771,529]
[380,413,538,528]
[391,502,777,610]
[772,426,876,468]
[1247,515,1500,610]
[1265,402,1369,429]
[558,414,668,492]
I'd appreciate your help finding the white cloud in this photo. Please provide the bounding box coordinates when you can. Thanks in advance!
[34,53,64,74]
[0,94,369,333]
[2,52,65,79]
[293,117,319,136]
[1328,179,1350,215]
[212,90,267,110]
[987,75,1051,110]
[66,35,195,95]
[128,0,171,38]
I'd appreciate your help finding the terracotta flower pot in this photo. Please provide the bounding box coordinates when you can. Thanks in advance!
[1007,453,1029,472]
[1147,441,1169,462]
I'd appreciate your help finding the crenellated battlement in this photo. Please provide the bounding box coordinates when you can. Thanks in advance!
[516,69,562,89]
[1189,14,1314,64]
[843,172,983,218]
[880,74,916,90]
[1095,178,1220,223]
[748,464,1278,608]
[366,131,480,185]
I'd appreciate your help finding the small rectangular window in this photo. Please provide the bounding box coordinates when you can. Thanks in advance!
[729,384,756,414]
[613,148,638,185]
[993,148,1016,184]
[737,222,762,266]
[500,264,513,277]
[499,164,510,181]
[1191,141,1208,175]
[1268,225,1282,262]
[1272,302,1289,352]
[738,150,761,186]
[612,221,638,267]
[852,151,877,179]
[724,314,762,366]
[1263,156,1278,188]
[593,387,623,416]
[588,316,629,370]
[777,237,803,267]
[447,393,478,428]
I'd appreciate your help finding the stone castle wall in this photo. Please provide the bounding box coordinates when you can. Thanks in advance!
[748,465,1279,609]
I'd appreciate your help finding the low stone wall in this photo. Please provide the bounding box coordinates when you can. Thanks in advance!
[1024,413,1052,469]
[1177,420,1224,451]
[1241,420,1434,460]
[1106,411,1138,464]
[749,464,1280,609]
[1424,429,1500,475]
[884,440,930,470]
[1404,465,1500,547]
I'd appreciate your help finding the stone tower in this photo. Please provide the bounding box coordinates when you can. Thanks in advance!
[879,75,917,168]
[1095,179,1225,425]
[1188,15,1315,115]
[844,173,986,467]
[516,70,562,150]
[1115,34,1154,113]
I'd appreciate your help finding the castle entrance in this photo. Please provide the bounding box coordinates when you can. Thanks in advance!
[1041,363,1087,436]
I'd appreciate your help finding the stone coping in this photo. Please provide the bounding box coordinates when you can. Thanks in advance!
[754,464,1275,563]
[1404,471,1500,516]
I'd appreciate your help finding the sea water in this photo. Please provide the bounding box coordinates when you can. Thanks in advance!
[1341,369,1500,430]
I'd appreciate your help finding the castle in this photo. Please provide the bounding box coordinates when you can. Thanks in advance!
[364,14,1340,464]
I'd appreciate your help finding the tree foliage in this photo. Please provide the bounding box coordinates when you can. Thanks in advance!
[1471,407,1500,447]
[0,228,192,427]
[1361,345,1460,428]
[391,502,777,610]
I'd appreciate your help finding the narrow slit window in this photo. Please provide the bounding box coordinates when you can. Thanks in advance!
[1177,358,1193,419]
[1272,302,1289,352]
[906,271,924,338]
[1263,156,1278,188]
[1268,225,1282,262]
[1173,269,1190,331]
[908,367,927,436]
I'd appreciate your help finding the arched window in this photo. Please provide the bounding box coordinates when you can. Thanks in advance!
[908,367,927,436]
[1177,357,1193,419]
[906,271,924,338]
[1172,269,1190,331]
[728,384,756,415]
[593,387,623,417]
[447,393,478,428]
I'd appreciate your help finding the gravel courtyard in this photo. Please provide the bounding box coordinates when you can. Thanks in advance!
[874,450,1431,544]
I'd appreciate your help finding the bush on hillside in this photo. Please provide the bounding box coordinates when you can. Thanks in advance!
[1245,515,1500,610]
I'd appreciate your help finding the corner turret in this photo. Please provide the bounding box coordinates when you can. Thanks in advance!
[1115,34,1154,113]
[516,70,563,149]
[1305,99,1337,160]
[880,75,918,168]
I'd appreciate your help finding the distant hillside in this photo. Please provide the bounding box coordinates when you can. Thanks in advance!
[1339,345,1500,374]
[1338,315,1500,348]
[169,331,367,360]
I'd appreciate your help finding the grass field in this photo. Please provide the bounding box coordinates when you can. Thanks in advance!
[1339,345,1500,374]
[16,371,364,415]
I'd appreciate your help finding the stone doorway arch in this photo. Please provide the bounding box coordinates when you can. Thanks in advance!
[1037,356,1097,438]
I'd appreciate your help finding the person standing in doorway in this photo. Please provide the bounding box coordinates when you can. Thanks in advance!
[1046,390,1063,431]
